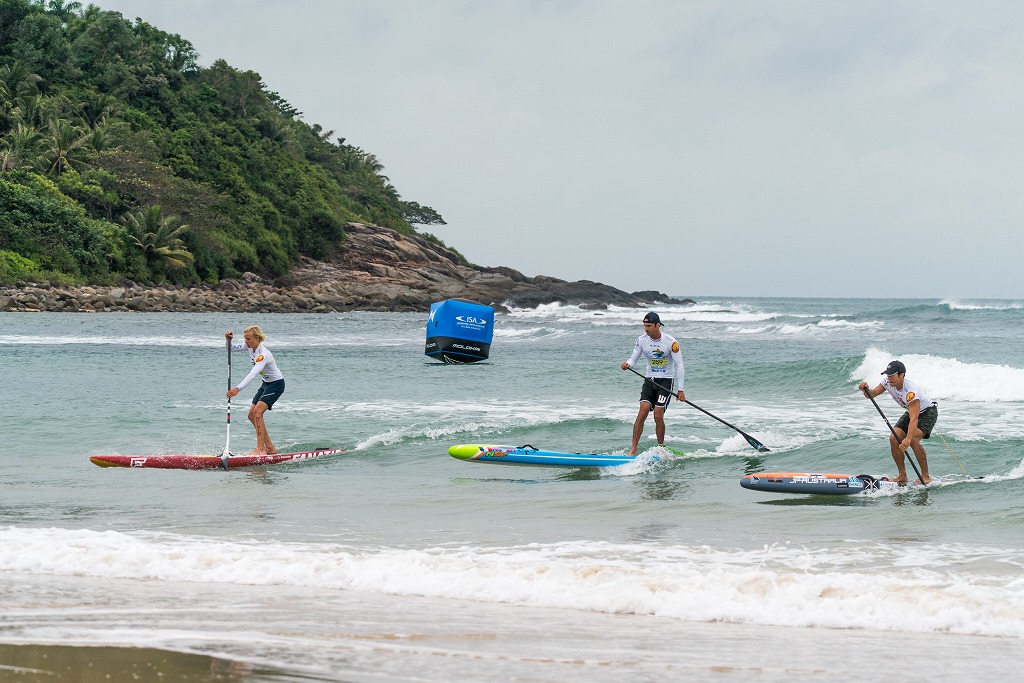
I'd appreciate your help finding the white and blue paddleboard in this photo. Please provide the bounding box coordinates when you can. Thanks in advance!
[740,472,925,495]
[448,444,649,467]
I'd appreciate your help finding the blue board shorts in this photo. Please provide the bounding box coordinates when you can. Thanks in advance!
[640,377,674,410]
[253,379,285,410]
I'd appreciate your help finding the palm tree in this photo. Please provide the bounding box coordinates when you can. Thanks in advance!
[47,0,83,23]
[122,205,194,270]
[82,123,113,152]
[1,123,40,172]
[40,118,89,176]
[78,92,120,128]
[0,61,43,100]
[18,93,50,128]
[362,153,385,174]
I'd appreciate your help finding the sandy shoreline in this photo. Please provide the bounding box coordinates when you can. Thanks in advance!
[0,643,314,682]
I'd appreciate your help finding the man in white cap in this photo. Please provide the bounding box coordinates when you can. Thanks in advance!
[620,312,685,455]
[858,360,936,484]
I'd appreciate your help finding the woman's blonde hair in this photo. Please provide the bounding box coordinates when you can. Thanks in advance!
[243,325,266,342]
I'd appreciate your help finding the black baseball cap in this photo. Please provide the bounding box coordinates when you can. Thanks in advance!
[643,312,661,325]
[881,360,906,376]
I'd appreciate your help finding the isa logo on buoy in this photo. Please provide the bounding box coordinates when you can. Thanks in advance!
[455,315,488,328]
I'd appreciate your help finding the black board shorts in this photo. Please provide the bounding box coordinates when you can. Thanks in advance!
[253,379,285,410]
[895,405,938,438]
[640,377,675,410]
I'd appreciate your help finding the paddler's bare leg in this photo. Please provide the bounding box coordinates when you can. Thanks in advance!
[653,406,667,446]
[888,429,908,482]
[629,403,652,455]
[248,402,275,454]
[908,431,931,484]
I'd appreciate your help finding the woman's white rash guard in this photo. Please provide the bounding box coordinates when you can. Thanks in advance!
[230,341,284,389]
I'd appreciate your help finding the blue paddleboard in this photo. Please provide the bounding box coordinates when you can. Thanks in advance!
[448,444,647,467]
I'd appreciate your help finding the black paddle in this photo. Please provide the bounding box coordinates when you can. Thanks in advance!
[221,334,233,470]
[861,387,926,486]
[626,367,770,452]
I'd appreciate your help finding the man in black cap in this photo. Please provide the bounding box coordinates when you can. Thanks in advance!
[620,312,685,455]
[858,360,936,484]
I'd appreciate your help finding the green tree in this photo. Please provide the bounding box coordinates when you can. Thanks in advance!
[40,117,89,175]
[44,0,82,24]
[122,204,193,271]
[0,121,40,171]
[10,11,74,79]
[402,200,447,227]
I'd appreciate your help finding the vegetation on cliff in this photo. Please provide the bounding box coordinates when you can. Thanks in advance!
[0,0,446,286]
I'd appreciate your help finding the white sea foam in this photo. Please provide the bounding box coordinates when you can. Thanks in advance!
[854,348,1024,402]
[343,399,629,449]
[0,333,415,347]
[2,527,1021,638]
[0,335,214,346]
[503,302,783,326]
[727,319,883,335]
[491,326,571,341]
[939,299,1024,311]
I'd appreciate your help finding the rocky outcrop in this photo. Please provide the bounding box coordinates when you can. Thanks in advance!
[0,222,695,313]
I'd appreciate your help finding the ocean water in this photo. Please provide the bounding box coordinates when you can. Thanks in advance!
[2,298,1023,681]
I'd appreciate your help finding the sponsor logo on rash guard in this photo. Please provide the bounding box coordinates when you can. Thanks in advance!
[671,341,680,353]
[255,355,264,362]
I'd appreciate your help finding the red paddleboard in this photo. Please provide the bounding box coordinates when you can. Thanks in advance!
[89,448,346,470]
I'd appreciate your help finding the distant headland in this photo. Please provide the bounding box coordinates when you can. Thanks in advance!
[0,2,692,314]
[1,222,694,313]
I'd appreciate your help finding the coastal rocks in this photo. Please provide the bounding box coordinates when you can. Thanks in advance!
[0,222,696,313]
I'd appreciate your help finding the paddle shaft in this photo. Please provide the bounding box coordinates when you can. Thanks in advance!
[862,387,925,485]
[626,367,769,452]
[222,336,232,464]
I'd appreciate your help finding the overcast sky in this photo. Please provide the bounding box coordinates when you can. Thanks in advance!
[96,1,1024,299]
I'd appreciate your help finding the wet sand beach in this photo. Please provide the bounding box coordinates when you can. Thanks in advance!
[0,644,301,682]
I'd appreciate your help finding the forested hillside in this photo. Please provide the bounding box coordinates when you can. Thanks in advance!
[0,0,445,285]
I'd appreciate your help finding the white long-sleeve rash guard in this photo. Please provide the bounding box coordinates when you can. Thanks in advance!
[230,341,284,389]
[625,333,685,388]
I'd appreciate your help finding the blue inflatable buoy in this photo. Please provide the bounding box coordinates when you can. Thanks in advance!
[425,299,494,363]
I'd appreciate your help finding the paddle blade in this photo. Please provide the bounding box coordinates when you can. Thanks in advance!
[742,434,770,452]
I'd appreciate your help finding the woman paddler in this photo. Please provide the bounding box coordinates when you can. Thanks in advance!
[225,325,285,455]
